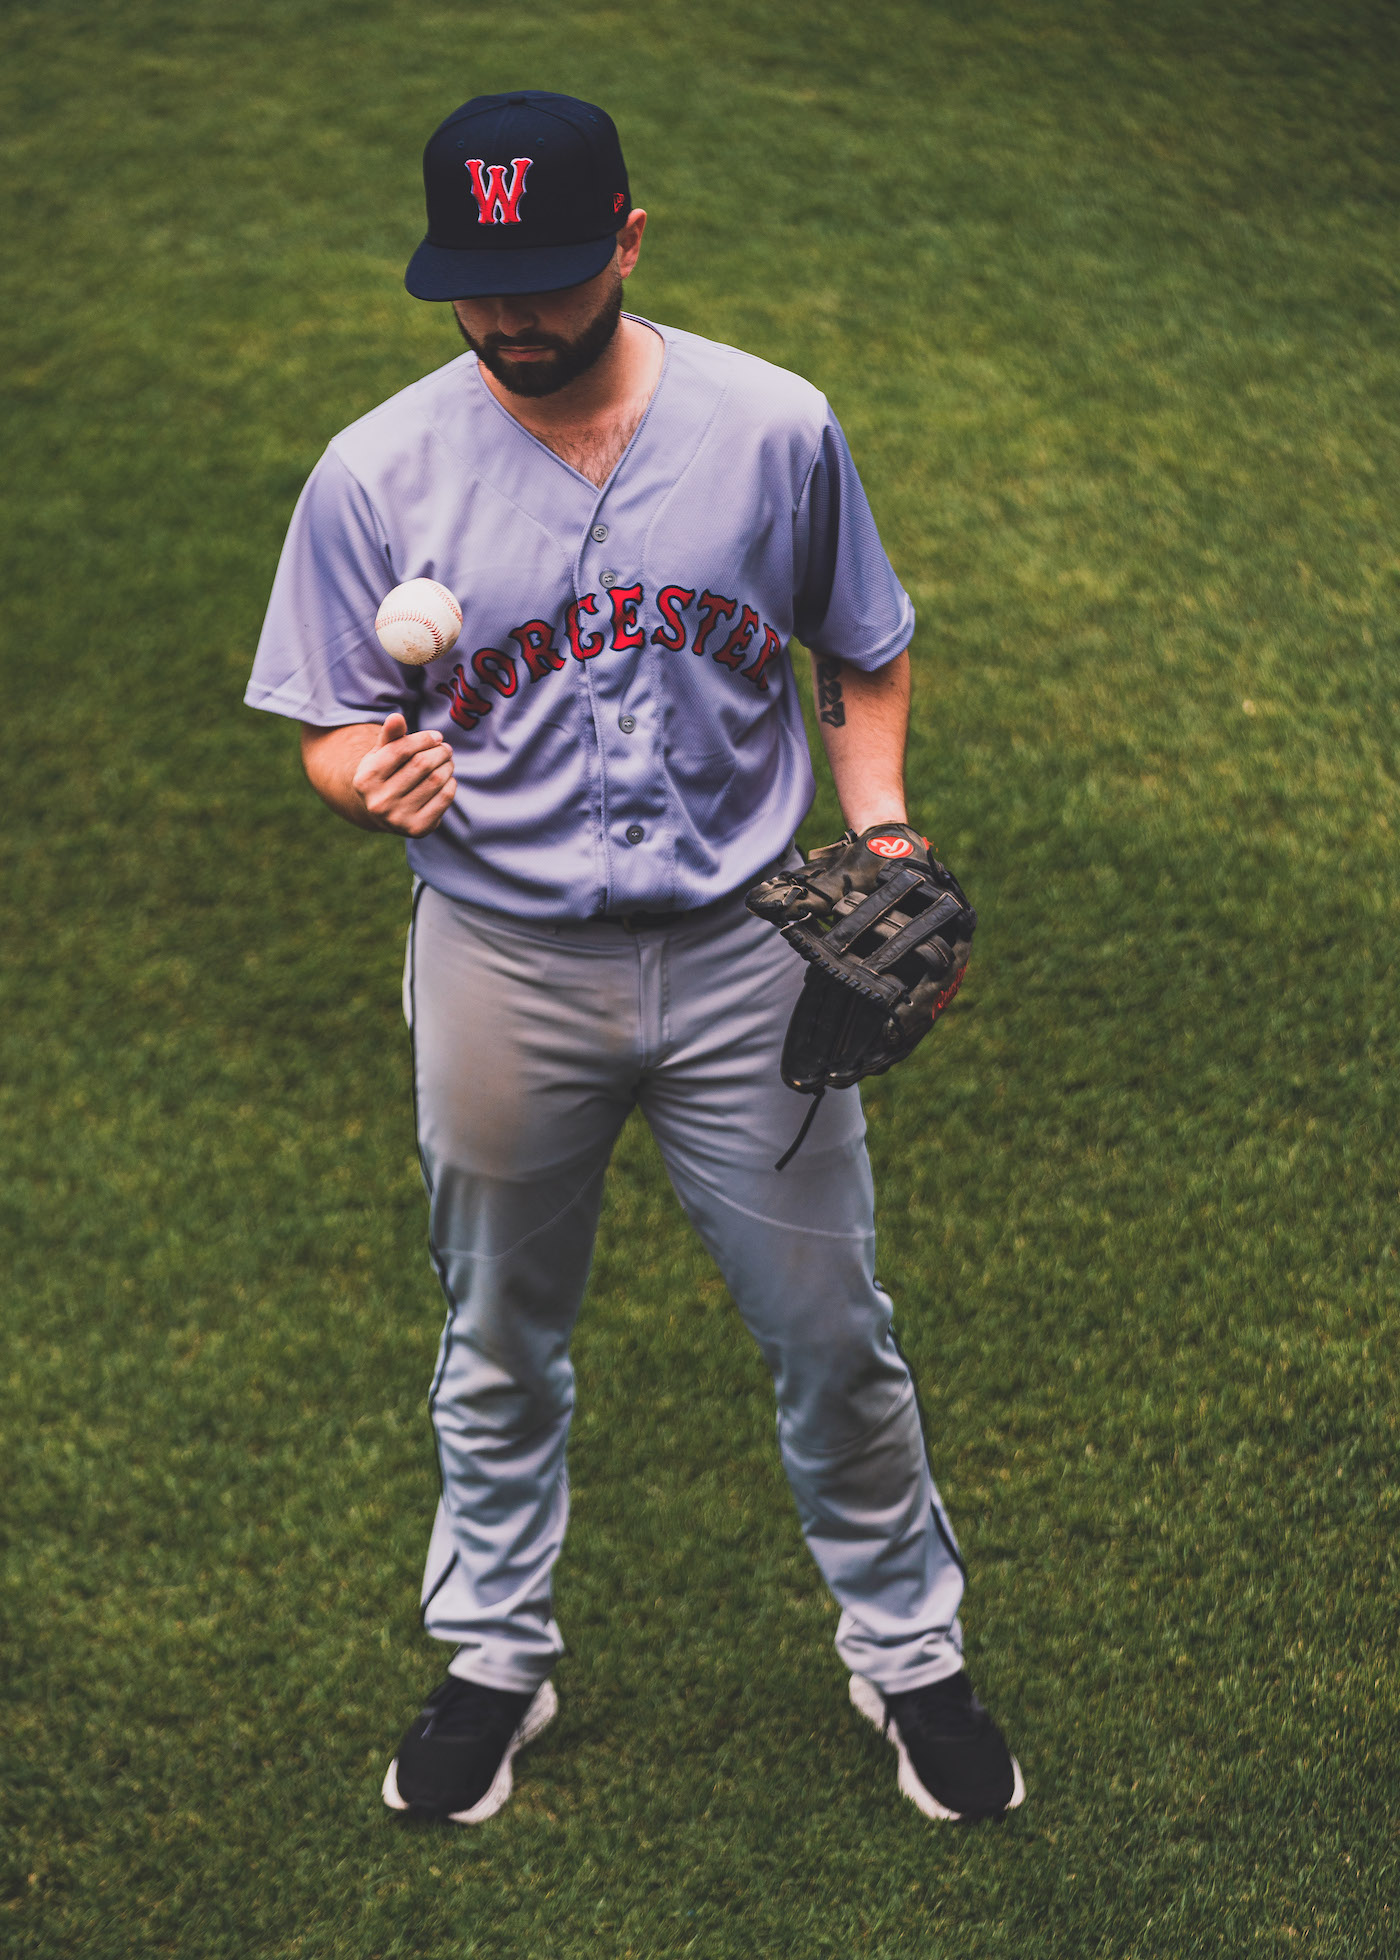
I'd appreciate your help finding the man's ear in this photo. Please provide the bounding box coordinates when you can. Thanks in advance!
[618,208,647,279]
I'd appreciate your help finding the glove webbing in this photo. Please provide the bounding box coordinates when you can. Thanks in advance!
[779,869,964,1002]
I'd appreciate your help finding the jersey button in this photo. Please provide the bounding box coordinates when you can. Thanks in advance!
[591,523,609,543]
[624,824,645,845]
[600,569,618,588]
[619,714,637,733]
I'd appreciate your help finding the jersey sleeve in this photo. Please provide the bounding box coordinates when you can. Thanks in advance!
[244,446,420,726]
[791,408,915,671]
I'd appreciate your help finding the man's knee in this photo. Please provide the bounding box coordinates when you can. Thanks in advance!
[431,1327,575,1444]
[771,1323,915,1457]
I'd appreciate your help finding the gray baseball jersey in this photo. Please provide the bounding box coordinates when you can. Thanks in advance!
[246,316,914,919]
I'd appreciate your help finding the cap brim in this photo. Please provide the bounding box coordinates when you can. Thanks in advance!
[405,231,619,300]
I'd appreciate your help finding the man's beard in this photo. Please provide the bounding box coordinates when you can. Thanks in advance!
[457,274,624,398]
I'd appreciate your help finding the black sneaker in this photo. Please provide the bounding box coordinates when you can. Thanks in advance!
[382,1674,558,1825]
[850,1670,1025,1822]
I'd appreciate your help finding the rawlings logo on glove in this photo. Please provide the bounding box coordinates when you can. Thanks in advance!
[746,824,977,1165]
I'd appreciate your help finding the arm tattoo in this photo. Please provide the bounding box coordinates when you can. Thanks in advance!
[815,655,846,728]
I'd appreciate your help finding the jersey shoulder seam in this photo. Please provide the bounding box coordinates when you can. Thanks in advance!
[793,403,835,518]
[318,439,395,553]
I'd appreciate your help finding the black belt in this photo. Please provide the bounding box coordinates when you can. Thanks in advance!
[598,899,725,933]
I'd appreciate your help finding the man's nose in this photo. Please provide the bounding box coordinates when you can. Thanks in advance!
[494,301,540,338]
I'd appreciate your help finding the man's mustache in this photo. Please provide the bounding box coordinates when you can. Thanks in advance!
[482,334,566,354]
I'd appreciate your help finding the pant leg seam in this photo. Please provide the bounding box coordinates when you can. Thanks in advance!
[435,1163,608,1265]
[665,1161,874,1240]
[419,1549,459,1623]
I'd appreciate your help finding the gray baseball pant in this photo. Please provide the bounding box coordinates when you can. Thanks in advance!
[405,880,967,1695]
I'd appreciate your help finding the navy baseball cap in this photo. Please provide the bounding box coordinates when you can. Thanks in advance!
[406,91,631,301]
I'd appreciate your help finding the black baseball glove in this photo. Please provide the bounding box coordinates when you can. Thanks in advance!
[746,824,976,1164]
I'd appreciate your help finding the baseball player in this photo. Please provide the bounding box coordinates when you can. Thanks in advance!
[246,90,1024,1827]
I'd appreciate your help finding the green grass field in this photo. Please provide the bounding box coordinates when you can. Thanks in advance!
[2,1,1397,1953]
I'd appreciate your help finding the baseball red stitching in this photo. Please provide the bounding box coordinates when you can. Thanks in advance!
[380,609,448,646]
[378,587,461,652]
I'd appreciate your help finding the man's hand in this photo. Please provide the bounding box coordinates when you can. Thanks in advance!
[352,714,457,835]
[301,713,457,836]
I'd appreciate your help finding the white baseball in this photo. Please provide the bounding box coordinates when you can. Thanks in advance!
[374,578,463,665]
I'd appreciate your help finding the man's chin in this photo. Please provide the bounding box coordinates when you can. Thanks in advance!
[481,353,570,398]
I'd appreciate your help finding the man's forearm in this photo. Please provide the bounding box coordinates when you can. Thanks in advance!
[810,649,910,832]
[302,722,387,828]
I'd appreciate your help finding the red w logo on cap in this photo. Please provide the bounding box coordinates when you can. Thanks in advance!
[465,157,532,224]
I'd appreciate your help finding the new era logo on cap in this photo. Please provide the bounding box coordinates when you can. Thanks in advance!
[406,91,631,300]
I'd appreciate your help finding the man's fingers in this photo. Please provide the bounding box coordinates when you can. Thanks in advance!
[354,735,451,799]
[357,744,456,830]
[395,758,456,816]
[360,771,452,826]
[377,712,409,747]
[362,730,449,780]
[387,742,453,793]
[400,776,458,837]
[408,778,458,835]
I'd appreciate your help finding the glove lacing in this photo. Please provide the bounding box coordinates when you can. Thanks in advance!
[774,1084,826,1172]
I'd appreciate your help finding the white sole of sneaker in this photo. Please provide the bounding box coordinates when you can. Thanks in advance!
[848,1673,1026,1823]
[381,1678,559,1825]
